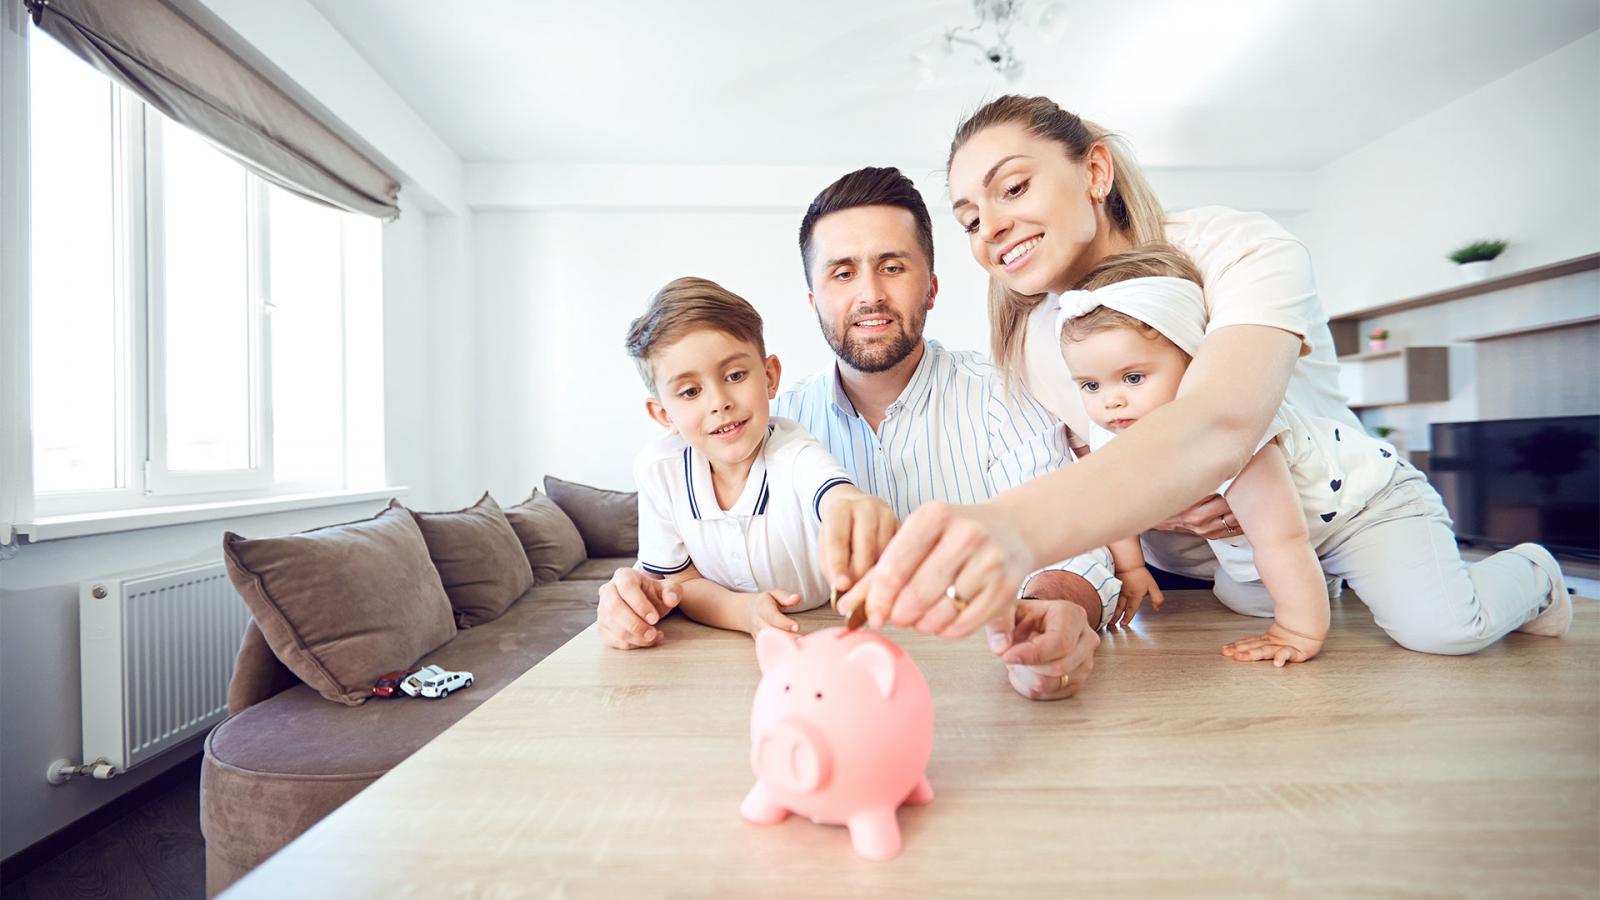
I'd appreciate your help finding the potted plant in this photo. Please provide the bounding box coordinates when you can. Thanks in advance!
[1368,327,1390,352]
[1449,239,1507,283]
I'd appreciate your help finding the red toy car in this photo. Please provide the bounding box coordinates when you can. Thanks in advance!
[372,668,420,698]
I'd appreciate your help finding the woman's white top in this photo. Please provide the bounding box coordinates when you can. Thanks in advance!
[1019,206,1359,445]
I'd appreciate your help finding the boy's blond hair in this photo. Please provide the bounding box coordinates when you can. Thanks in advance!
[624,277,767,394]
[1060,244,1205,348]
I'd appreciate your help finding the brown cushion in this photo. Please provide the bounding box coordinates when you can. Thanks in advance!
[503,490,587,583]
[405,494,535,628]
[222,505,456,706]
[227,619,301,714]
[544,475,638,557]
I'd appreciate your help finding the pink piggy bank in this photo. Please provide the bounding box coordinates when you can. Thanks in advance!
[739,626,934,860]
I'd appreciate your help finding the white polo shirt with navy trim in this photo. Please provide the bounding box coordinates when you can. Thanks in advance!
[633,416,853,611]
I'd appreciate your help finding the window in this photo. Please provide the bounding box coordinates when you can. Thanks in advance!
[27,35,384,517]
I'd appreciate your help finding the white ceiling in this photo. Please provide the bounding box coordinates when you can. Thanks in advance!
[308,0,1598,170]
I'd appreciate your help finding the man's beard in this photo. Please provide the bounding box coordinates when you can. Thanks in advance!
[819,304,927,374]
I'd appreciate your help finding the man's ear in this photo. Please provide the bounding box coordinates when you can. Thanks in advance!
[807,291,816,313]
[645,397,675,432]
[926,273,938,312]
[764,355,782,399]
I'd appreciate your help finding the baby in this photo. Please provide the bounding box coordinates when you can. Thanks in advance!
[1058,245,1570,664]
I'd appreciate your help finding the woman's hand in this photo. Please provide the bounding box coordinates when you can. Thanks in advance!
[1154,494,1241,540]
[837,501,1035,639]
[1221,622,1325,667]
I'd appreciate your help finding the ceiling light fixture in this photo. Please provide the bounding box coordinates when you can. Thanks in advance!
[914,0,1068,84]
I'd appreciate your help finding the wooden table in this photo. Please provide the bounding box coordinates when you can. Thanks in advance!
[225,590,1600,897]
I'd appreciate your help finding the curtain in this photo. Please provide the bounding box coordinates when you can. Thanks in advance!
[26,0,401,218]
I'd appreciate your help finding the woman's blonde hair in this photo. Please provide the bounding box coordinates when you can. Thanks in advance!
[947,95,1167,386]
[1059,244,1204,351]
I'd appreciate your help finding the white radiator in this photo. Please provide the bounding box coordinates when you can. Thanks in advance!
[79,561,251,774]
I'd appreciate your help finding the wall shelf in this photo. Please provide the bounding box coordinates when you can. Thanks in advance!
[1453,314,1600,343]
[1341,346,1450,409]
[1328,252,1600,355]
[1337,348,1402,363]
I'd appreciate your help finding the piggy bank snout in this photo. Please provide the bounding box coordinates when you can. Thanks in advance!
[752,718,832,795]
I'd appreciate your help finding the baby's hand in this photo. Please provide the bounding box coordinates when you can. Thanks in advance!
[819,492,899,593]
[1221,623,1325,667]
[746,590,802,637]
[1110,566,1164,627]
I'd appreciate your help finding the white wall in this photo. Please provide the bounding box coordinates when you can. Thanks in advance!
[1300,31,1600,452]
[470,165,1311,494]
[1299,31,1600,317]
[0,3,471,860]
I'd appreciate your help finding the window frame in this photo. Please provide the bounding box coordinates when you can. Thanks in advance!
[28,65,360,519]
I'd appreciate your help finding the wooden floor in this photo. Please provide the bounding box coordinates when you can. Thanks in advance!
[2,764,203,900]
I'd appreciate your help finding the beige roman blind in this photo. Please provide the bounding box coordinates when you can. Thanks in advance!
[26,0,400,218]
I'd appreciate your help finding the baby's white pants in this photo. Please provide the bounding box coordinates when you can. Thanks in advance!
[1146,466,1554,655]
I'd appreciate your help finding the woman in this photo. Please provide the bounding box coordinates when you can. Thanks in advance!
[840,95,1566,655]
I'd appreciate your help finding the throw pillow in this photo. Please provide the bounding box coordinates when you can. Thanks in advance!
[503,490,587,583]
[543,475,638,557]
[406,494,535,628]
[222,503,456,706]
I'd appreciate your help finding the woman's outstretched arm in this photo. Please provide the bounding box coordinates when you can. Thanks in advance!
[998,323,1301,562]
[848,324,1303,636]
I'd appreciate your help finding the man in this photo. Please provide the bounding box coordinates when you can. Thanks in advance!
[598,167,1115,700]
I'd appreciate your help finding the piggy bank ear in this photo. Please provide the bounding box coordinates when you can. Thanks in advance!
[846,642,896,698]
[755,627,801,674]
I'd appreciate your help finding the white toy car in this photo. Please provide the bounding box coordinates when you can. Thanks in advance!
[399,664,474,699]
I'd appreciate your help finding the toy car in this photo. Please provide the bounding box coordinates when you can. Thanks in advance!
[399,664,474,699]
[372,668,421,698]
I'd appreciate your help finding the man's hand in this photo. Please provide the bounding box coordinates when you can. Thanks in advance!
[597,568,681,650]
[1110,565,1164,628]
[819,491,898,594]
[985,599,1100,700]
[746,590,802,637]
[1154,494,1240,540]
[1221,623,1325,667]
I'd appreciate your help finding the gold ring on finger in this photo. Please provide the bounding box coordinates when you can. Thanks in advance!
[945,584,967,612]
[1059,672,1071,691]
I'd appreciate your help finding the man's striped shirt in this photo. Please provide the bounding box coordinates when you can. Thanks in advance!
[773,340,1120,624]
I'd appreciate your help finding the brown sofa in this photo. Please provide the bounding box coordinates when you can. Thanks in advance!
[200,482,636,896]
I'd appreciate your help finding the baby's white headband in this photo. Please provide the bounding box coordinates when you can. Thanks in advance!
[1055,276,1208,357]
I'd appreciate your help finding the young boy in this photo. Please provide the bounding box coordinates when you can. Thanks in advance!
[622,276,899,639]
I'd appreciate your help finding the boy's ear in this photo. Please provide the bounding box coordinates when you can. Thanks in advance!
[644,397,675,432]
[764,354,782,399]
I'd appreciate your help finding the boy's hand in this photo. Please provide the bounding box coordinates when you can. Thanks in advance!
[1221,623,1325,667]
[747,590,802,637]
[597,568,680,650]
[1110,566,1164,628]
[819,492,898,594]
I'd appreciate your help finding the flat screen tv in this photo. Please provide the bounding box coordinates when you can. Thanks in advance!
[1429,415,1600,562]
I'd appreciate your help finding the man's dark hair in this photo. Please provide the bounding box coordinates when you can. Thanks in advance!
[798,166,935,289]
